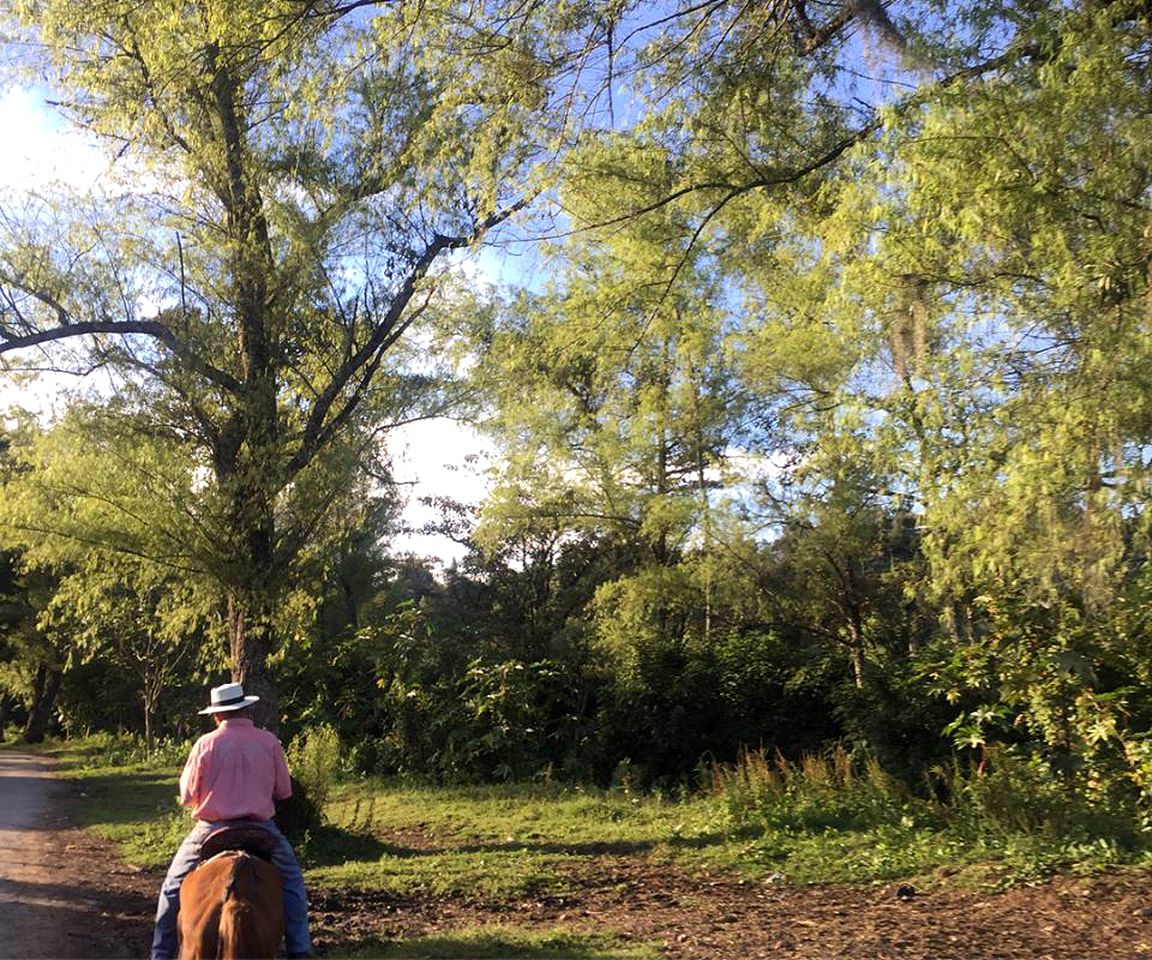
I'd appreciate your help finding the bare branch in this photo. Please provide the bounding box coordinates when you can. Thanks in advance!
[287,198,528,474]
[0,318,242,394]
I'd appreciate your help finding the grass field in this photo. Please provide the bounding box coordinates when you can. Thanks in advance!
[21,734,1150,888]
[10,734,1152,957]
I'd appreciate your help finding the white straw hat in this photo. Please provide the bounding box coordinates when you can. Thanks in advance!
[198,681,260,715]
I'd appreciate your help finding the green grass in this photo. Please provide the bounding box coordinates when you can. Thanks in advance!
[11,734,191,866]
[316,771,1150,893]
[325,925,661,959]
[310,779,728,898]
[11,732,1152,959]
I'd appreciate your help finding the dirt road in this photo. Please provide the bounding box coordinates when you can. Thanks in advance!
[0,752,155,959]
[0,752,77,958]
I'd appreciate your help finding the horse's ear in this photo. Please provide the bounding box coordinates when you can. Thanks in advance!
[274,776,322,847]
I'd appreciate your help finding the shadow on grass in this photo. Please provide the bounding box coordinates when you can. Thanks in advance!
[304,824,396,867]
[64,770,181,829]
[320,927,657,959]
[310,831,731,865]
[418,839,660,858]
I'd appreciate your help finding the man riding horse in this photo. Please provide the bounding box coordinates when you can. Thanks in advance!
[150,682,312,960]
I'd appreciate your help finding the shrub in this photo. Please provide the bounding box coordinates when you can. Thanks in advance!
[287,723,342,812]
[713,744,907,833]
[275,775,323,847]
[60,731,193,770]
[930,750,1142,849]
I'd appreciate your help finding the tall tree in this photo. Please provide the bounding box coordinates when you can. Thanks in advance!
[703,1,1152,776]
[855,3,1152,776]
[474,148,739,566]
[0,0,579,718]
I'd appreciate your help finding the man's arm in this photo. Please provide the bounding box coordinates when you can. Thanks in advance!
[178,739,206,807]
[273,741,293,801]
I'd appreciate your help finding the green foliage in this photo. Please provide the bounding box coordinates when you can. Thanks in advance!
[714,745,907,834]
[934,751,1143,851]
[0,0,593,708]
[8,0,1152,856]
[377,651,584,783]
[36,736,1150,908]
[710,744,1148,885]
[32,730,193,769]
[287,723,343,813]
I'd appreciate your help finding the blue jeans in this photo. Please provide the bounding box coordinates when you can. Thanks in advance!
[150,819,311,959]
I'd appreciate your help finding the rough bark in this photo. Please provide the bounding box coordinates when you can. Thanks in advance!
[228,591,278,730]
[208,46,283,730]
[24,667,62,744]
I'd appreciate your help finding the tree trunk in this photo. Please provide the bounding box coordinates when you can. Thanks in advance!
[141,664,159,756]
[24,667,62,744]
[208,48,282,732]
[0,693,11,741]
[222,442,279,729]
[845,611,866,689]
[850,641,865,690]
[143,701,153,756]
[228,590,279,730]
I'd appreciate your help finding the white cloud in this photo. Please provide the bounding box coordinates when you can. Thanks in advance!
[387,417,494,564]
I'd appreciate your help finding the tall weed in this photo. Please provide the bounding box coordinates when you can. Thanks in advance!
[929,751,1142,849]
[713,744,907,832]
[712,743,1147,883]
[288,723,342,811]
[51,731,192,769]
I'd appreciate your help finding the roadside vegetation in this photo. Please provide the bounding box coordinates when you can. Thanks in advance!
[18,733,1151,900]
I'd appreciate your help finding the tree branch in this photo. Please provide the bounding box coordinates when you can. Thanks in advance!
[0,318,242,394]
[286,198,528,474]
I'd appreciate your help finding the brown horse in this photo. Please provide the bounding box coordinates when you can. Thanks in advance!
[178,850,284,960]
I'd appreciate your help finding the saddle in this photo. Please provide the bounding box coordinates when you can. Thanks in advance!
[198,825,277,864]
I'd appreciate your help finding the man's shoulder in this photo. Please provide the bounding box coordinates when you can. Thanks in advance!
[234,722,285,749]
[192,728,218,748]
[248,728,279,746]
[186,729,218,759]
[256,726,287,750]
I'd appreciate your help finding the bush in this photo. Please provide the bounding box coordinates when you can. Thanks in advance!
[57,731,193,770]
[275,775,323,847]
[287,723,342,811]
[931,750,1143,849]
[711,742,1150,884]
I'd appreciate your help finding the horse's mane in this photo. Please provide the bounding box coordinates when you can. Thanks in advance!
[178,850,283,960]
[217,855,255,960]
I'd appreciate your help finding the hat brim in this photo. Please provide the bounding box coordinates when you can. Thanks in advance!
[198,695,260,715]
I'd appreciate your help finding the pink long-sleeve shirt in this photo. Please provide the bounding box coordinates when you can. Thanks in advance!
[178,717,293,822]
